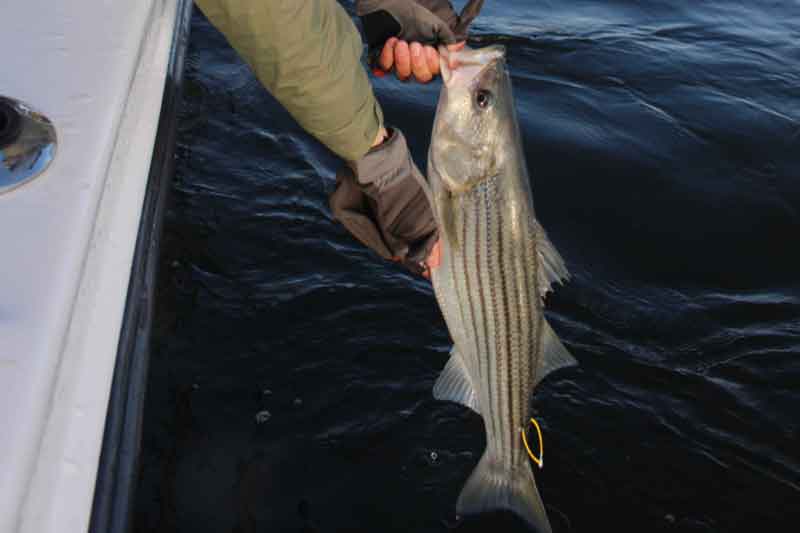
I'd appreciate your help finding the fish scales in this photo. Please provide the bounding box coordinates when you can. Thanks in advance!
[426,44,578,531]
[440,176,542,469]
[459,193,482,390]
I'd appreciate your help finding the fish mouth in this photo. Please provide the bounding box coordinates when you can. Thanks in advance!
[440,45,505,88]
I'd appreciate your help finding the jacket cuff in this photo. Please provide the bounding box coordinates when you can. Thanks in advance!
[353,127,409,187]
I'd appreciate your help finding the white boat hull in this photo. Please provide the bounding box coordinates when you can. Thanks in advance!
[0,1,192,531]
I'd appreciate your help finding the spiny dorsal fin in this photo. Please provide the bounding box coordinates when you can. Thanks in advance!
[433,347,481,415]
[535,319,578,388]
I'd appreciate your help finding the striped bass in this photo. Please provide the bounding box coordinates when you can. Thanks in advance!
[425,45,577,532]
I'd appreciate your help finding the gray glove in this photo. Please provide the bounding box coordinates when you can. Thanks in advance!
[356,0,465,49]
[329,128,438,276]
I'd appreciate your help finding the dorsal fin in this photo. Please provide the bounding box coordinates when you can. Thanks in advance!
[533,220,570,299]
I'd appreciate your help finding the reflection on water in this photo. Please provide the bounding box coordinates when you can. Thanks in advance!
[134,2,800,532]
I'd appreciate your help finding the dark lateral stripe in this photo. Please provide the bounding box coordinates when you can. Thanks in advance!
[462,196,480,389]
[482,184,497,440]
[474,188,491,418]
[439,178,551,464]
[486,182,502,451]
[517,222,534,442]
[524,228,537,437]
[523,225,535,387]
[495,185,508,455]
[497,182,513,456]
[449,199,468,358]
[510,212,521,446]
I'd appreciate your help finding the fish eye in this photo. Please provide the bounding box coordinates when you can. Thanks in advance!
[475,89,493,109]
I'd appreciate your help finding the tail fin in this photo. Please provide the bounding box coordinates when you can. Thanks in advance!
[457,450,552,532]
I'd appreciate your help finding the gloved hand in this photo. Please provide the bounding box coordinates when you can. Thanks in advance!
[329,127,438,277]
[356,0,466,49]
[357,1,483,82]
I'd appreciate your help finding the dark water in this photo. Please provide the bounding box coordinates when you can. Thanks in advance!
[134,1,800,532]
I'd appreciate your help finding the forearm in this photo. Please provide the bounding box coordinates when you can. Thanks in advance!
[195,0,383,161]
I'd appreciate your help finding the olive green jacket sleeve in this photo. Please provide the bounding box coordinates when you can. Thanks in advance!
[195,0,383,161]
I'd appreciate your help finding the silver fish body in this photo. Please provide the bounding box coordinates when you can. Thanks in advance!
[426,45,577,532]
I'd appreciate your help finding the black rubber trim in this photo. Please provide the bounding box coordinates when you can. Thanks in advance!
[88,1,193,532]
[0,98,22,149]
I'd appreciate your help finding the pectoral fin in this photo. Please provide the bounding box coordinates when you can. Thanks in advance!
[438,190,460,252]
[433,348,481,415]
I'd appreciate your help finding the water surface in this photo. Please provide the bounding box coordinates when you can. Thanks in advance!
[135,2,800,531]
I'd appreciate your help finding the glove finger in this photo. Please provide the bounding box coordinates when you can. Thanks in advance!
[413,0,460,42]
[359,1,460,48]
[393,3,456,45]
[414,0,459,28]
[432,20,457,45]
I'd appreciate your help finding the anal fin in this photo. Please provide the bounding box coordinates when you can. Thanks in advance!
[433,348,480,415]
